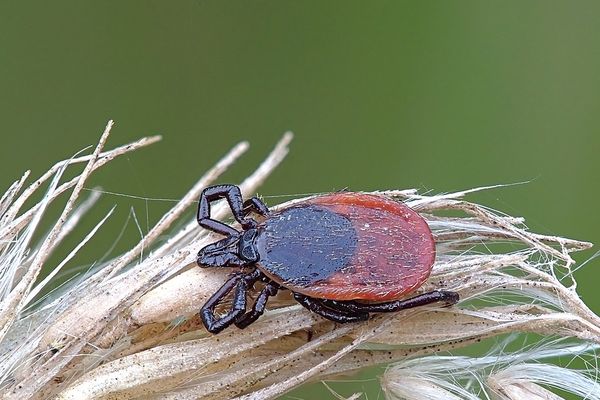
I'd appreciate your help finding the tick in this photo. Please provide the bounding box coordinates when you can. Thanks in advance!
[196,184,459,334]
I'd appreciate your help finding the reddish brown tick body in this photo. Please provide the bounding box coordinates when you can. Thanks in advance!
[196,184,458,334]
[255,192,436,301]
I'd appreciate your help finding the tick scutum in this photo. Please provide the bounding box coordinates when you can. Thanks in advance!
[255,205,358,287]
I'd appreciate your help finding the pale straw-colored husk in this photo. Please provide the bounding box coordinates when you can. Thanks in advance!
[0,122,597,399]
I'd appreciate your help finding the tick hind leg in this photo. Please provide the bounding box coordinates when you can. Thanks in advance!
[322,290,459,314]
[235,281,280,329]
[294,293,369,323]
[200,269,262,334]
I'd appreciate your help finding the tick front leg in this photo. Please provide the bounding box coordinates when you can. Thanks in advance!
[197,184,244,235]
[242,196,270,218]
[234,281,280,329]
[200,269,262,334]
[294,293,369,323]
[198,185,259,233]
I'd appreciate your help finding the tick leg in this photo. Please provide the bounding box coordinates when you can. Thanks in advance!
[200,269,262,334]
[294,293,369,323]
[243,196,270,217]
[234,281,280,329]
[197,218,238,237]
[322,290,459,314]
[198,185,258,233]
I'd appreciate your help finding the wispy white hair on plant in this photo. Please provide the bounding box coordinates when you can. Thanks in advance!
[0,121,597,400]
[382,337,600,400]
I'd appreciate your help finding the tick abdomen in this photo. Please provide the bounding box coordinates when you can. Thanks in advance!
[256,193,436,301]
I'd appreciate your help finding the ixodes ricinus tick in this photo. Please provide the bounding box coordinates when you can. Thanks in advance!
[196,184,458,333]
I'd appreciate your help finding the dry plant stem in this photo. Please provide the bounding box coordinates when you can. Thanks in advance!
[7,248,191,400]
[112,202,596,394]
[130,267,231,325]
[109,184,593,399]
[143,306,593,400]
[440,251,600,330]
[0,121,112,345]
[488,376,563,400]
[117,311,477,398]
[444,277,600,340]
[103,140,249,279]
[234,307,595,400]
[430,218,591,253]
[414,199,571,264]
[244,338,489,395]
[3,128,598,400]
[412,189,590,251]
[2,135,160,228]
[0,170,30,225]
[51,190,102,252]
[92,131,293,347]
[382,341,600,400]
[514,261,600,327]
[25,206,115,305]
[487,363,595,400]
[0,128,165,399]
[234,317,396,400]
[129,132,294,324]
[148,131,293,261]
[43,140,250,328]
[373,306,600,345]
[0,135,162,388]
[55,311,322,399]
[7,132,294,400]
[237,309,595,399]
[0,134,162,245]
[393,183,527,205]
[113,316,206,361]
[321,337,491,379]
[221,324,358,399]
[238,132,293,195]
[27,190,102,274]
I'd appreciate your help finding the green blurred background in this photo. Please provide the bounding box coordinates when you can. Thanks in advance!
[1,1,599,398]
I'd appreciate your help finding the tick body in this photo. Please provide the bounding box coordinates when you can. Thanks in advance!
[196,184,458,334]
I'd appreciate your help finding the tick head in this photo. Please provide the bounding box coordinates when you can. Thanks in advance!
[197,235,242,267]
[197,228,260,268]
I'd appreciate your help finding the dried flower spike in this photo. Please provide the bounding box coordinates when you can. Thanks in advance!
[0,122,596,400]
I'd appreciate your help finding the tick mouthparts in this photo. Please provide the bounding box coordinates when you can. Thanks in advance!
[239,229,260,262]
[197,235,241,266]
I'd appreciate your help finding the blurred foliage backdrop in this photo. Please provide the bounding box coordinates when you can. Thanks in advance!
[1,1,599,398]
